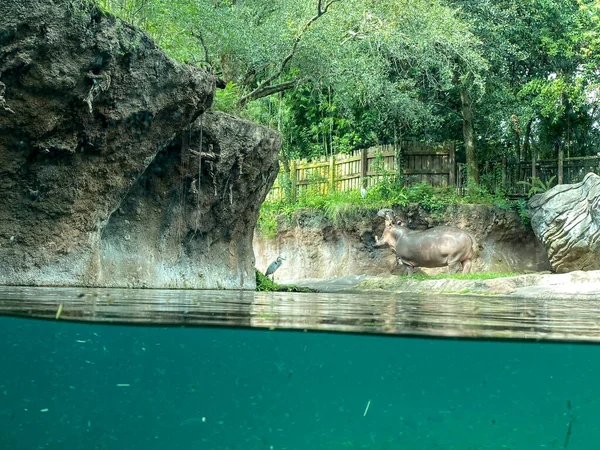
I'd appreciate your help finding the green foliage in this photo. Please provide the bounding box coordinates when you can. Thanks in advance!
[212,82,242,114]
[255,270,279,291]
[97,0,600,186]
[516,199,530,226]
[517,176,557,197]
[403,272,521,281]
[405,183,449,212]
[462,184,512,210]
[258,180,515,236]
[255,270,315,292]
[257,201,295,238]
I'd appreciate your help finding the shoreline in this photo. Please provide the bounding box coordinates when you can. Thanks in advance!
[281,270,600,300]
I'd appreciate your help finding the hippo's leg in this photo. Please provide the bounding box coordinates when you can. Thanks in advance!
[404,264,415,276]
[447,261,461,274]
[461,259,472,274]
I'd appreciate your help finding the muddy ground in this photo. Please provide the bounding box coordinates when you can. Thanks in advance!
[280,270,600,300]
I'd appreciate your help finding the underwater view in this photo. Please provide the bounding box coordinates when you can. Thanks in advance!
[1,315,598,450]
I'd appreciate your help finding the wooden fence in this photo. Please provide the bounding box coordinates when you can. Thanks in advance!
[267,142,456,201]
[481,155,600,196]
[268,142,600,201]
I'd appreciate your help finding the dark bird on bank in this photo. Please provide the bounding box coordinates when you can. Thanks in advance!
[265,256,285,280]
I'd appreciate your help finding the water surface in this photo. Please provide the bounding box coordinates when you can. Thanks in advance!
[1,287,599,449]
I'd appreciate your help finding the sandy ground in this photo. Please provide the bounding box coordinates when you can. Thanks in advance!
[280,270,600,299]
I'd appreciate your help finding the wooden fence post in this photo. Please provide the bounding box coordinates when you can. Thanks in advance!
[448,142,456,186]
[360,148,368,188]
[328,154,335,193]
[394,142,402,184]
[531,149,537,181]
[290,160,297,203]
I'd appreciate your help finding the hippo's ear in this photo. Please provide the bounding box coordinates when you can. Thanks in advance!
[377,208,396,223]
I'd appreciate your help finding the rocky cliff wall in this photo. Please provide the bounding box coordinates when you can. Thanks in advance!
[0,0,281,288]
[98,112,281,288]
[254,204,551,281]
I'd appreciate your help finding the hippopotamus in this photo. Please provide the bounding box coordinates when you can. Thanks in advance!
[374,210,476,275]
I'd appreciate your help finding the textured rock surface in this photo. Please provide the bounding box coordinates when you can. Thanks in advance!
[0,1,281,288]
[254,204,550,281]
[98,112,281,288]
[529,172,600,273]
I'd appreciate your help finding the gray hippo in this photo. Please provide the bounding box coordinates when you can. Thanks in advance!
[374,209,476,275]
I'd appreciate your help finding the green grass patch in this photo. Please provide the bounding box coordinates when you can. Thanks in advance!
[258,179,519,237]
[255,270,316,292]
[400,272,521,281]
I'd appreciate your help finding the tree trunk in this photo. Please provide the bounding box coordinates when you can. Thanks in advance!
[523,119,532,162]
[460,86,479,185]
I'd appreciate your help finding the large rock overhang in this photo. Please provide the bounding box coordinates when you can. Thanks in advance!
[0,0,281,288]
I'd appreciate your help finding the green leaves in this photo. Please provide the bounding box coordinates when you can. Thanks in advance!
[98,0,600,173]
[517,175,557,197]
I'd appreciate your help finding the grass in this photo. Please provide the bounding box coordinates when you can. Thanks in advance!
[258,180,518,238]
[255,270,316,292]
[399,272,521,281]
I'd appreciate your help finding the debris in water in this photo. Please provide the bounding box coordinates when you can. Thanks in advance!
[55,304,63,320]
[563,421,572,449]
[564,399,574,449]
[363,399,371,417]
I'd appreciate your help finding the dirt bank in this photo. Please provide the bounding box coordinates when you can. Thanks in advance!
[284,270,600,300]
[255,204,551,281]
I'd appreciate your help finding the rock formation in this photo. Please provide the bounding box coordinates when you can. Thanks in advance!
[0,0,281,288]
[529,172,600,273]
[99,112,281,288]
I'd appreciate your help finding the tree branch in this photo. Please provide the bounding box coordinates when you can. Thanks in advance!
[191,30,211,67]
[191,30,226,88]
[239,0,339,106]
[241,79,298,103]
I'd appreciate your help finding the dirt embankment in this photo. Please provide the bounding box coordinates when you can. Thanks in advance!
[254,204,551,282]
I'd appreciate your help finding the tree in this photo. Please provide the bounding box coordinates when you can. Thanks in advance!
[449,0,600,177]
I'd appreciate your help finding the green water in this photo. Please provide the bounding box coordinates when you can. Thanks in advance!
[0,316,597,450]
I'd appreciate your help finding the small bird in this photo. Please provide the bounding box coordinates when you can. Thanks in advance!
[265,256,285,281]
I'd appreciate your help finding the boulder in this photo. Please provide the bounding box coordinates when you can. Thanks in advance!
[0,0,281,288]
[528,172,600,273]
[98,112,281,289]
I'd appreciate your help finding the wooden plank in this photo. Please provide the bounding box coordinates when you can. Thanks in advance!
[335,155,362,164]
[295,161,330,170]
[433,155,441,171]
[448,143,456,186]
[538,156,600,163]
[403,169,452,175]
[403,149,450,156]
[336,174,362,182]
[290,160,297,202]
[360,148,368,188]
